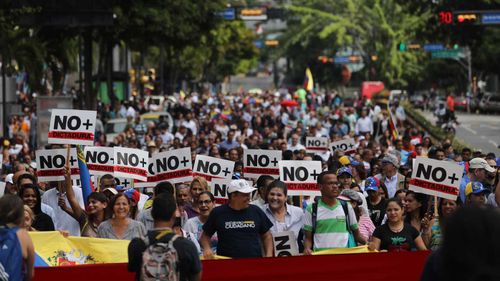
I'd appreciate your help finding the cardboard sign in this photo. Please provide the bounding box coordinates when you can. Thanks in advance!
[48,109,96,145]
[279,160,322,196]
[134,161,157,188]
[151,148,193,184]
[192,155,234,182]
[210,178,253,205]
[409,157,463,200]
[273,231,299,257]
[113,147,149,181]
[243,149,281,179]
[330,138,356,154]
[84,147,114,176]
[306,137,329,153]
[36,148,80,181]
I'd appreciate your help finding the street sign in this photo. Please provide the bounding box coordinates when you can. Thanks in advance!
[431,50,460,59]
[423,44,444,52]
[482,13,500,25]
[217,8,236,20]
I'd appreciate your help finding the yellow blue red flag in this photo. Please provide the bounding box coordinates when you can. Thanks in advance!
[30,231,129,266]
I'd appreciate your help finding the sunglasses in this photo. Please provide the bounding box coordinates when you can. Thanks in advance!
[198,200,212,205]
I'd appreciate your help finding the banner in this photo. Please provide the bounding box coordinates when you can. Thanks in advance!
[305,137,329,153]
[36,148,80,181]
[84,147,114,176]
[409,157,462,200]
[243,149,281,179]
[330,138,356,155]
[30,231,129,267]
[151,148,193,184]
[193,155,234,182]
[48,109,96,145]
[113,147,149,181]
[279,160,322,196]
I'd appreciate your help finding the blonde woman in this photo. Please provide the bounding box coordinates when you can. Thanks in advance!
[23,205,36,231]
[185,176,209,218]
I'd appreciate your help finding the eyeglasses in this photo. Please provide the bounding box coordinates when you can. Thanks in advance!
[198,200,212,205]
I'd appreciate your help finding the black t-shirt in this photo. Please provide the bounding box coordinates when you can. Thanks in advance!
[33,213,55,231]
[128,230,201,281]
[366,197,387,227]
[202,204,273,258]
[372,223,419,252]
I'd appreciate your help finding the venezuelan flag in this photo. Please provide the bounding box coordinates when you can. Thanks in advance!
[77,145,94,206]
[304,67,314,92]
[388,108,399,141]
[30,232,129,267]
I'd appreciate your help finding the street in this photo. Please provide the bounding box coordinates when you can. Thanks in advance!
[420,110,500,153]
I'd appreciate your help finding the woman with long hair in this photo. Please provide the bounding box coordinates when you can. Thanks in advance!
[369,198,427,252]
[18,184,54,231]
[97,193,146,240]
[0,194,35,280]
[421,198,461,250]
[185,176,209,218]
[60,166,109,237]
[183,191,218,252]
[404,190,428,232]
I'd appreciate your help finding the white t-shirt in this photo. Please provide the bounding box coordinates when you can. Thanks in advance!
[42,186,85,236]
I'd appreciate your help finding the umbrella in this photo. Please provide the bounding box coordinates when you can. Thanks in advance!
[280,100,299,107]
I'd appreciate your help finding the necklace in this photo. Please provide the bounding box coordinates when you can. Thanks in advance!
[389,223,404,233]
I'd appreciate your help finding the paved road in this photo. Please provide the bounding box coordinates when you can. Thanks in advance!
[419,110,500,153]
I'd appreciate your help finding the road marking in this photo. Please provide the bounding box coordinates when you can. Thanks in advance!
[489,140,499,148]
[461,125,477,135]
[480,124,500,130]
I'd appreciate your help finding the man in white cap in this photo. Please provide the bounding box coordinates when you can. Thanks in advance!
[374,154,405,198]
[459,158,496,203]
[200,179,273,259]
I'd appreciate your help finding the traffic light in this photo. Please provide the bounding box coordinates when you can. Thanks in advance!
[397,43,407,52]
[454,12,480,25]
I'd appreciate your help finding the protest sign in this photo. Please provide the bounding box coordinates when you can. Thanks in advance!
[151,148,193,184]
[305,137,329,153]
[84,147,114,176]
[48,109,96,145]
[279,160,322,196]
[330,138,356,154]
[273,231,299,257]
[210,178,253,205]
[36,148,79,181]
[243,149,281,179]
[113,147,149,181]
[409,157,463,200]
[134,162,157,188]
[193,155,234,182]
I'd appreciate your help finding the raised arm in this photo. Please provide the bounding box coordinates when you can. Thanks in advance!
[62,146,85,220]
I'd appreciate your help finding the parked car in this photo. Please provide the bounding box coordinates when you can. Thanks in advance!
[454,96,468,112]
[140,112,174,132]
[478,94,500,114]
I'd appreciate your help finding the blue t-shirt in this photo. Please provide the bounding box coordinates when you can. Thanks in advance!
[202,204,273,258]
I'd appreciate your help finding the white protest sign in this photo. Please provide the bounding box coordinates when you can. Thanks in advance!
[134,161,157,188]
[84,146,114,176]
[113,147,149,181]
[210,178,253,205]
[330,138,356,154]
[279,160,322,196]
[36,148,79,181]
[243,149,281,179]
[48,109,96,145]
[116,177,134,189]
[305,137,329,153]
[409,157,463,200]
[273,231,299,257]
[192,155,234,182]
[151,148,193,184]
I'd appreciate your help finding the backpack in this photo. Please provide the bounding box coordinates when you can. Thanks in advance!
[0,225,22,281]
[140,231,180,281]
[311,199,354,249]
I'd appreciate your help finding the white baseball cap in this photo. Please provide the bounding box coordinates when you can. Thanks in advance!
[227,180,256,194]
[469,158,495,173]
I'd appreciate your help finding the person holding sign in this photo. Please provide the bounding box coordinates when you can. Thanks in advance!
[369,198,427,252]
[421,198,461,250]
[303,171,366,254]
[200,179,273,259]
[263,180,304,251]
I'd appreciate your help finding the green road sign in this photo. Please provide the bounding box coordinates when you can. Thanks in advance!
[431,50,460,59]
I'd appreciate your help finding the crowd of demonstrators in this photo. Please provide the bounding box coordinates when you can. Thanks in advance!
[1,88,500,279]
